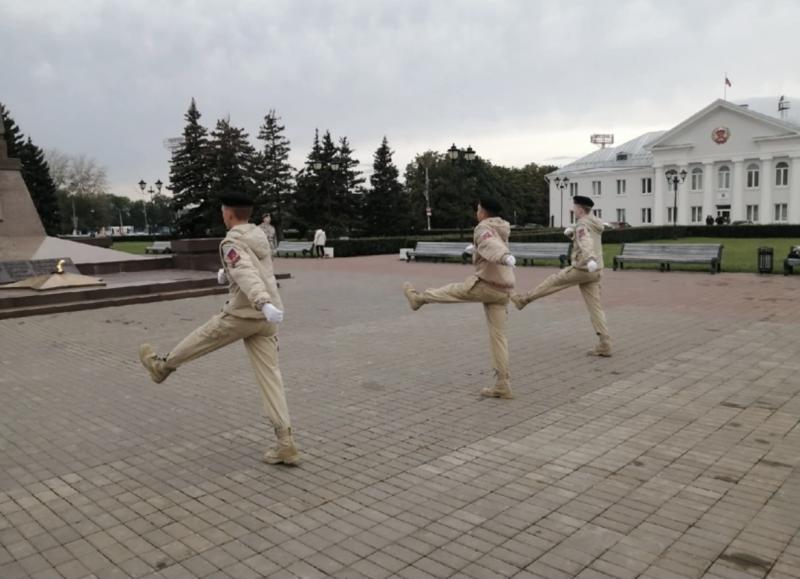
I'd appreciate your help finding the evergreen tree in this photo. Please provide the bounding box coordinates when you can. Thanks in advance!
[335,136,365,234]
[293,130,325,236]
[255,110,294,237]
[208,117,258,230]
[19,138,61,234]
[363,137,409,235]
[1,103,62,233]
[169,98,213,236]
[0,102,24,159]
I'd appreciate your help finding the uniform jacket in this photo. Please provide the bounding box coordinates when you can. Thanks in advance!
[220,224,283,319]
[473,217,515,289]
[313,229,326,246]
[571,214,605,270]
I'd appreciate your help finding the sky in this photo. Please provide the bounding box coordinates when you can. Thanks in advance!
[2,0,800,199]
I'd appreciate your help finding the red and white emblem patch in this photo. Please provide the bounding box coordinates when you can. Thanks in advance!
[480,231,493,241]
[225,247,241,266]
[577,228,586,239]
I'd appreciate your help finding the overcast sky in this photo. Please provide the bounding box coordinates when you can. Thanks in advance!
[3,0,800,198]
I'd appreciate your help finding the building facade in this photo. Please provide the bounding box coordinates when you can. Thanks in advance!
[548,98,800,226]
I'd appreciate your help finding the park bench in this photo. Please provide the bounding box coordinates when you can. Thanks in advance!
[613,243,723,274]
[509,242,571,267]
[407,242,469,263]
[274,241,313,257]
[145,241,172,254]
[783,246,800,275]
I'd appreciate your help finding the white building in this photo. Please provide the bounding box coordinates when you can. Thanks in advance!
[548,98,800,227]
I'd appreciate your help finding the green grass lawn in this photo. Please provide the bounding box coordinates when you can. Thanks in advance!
[111,241,151,255]
[601,237,796,274]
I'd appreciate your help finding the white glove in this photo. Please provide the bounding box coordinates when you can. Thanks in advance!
[464,244,475,254]
[261,303,284,324]
[587,259,598,273]
[217,268,228,285]
[564,227,574,239]
[503,255,516,268]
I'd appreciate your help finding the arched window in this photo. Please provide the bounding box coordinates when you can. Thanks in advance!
[718,165,730,189]
[776,161,789,187]
[746,163,760,188]
[691,167,703,191]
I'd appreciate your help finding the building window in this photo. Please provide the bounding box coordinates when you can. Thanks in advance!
[593,209,602,218]
[616,179,626,195]
[746,204,759,222]
[569,182,578,197]
[592,181,602,196]
[569,210,575,224]
[691,168,703,192]
[667,207,678,223]
[776,161,789,187]
[641,177,652,194]
[691,206,703,223]
[746,163,759,188]
[641,208,652,224]
[718,165,730,189]
[616,209,626,222]
[775,203,788,222]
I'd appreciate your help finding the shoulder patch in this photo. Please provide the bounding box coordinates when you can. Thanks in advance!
[224,246,241,267]
[577,228,586,239]
[480,230,494,241]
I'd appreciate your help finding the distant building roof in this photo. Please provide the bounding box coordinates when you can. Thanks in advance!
[549,131,666,176]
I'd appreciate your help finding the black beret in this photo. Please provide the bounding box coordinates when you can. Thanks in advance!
[572,195,594,208]
[218,190,254,207]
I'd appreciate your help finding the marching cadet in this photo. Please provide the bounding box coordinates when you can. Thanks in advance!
[138,191,300,465]
[511,195,612,357]
[403,197,517,399]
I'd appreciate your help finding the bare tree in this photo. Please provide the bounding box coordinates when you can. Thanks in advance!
[45,149,109,196]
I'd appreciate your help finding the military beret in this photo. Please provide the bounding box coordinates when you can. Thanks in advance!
[218,190,254,207]
[572,195,594,208]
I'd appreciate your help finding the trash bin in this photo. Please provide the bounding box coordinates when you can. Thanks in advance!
[757,247,773,274]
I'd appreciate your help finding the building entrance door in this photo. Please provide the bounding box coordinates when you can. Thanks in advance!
[716,205,731,224]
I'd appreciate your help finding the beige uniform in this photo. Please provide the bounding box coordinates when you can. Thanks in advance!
[517,214,610,342]
[165,224,292,429]
[416,217,515,383]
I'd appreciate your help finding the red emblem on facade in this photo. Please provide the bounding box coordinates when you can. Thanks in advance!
[711,127,730,145]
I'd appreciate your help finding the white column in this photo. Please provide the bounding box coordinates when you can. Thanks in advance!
[760,157,773,224]
[731,159,745,222]
[791,156,800,223]
[702,162,714,221]
[653,165,665,225]
[677,167,689,225]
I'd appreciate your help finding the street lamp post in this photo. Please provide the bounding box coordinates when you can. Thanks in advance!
[139,179,163,235]
[415,157,434,230]
[665,169,687,237]
[552,176,570,228]
[447,144,476,230]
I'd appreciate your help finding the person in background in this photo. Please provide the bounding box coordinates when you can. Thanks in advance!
[313,227,326,258]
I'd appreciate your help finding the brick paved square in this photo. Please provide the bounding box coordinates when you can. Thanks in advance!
[2,257,800,577]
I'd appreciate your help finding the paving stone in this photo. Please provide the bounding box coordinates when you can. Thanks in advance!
[2,259,800,579]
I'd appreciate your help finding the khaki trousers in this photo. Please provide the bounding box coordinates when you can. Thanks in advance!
[165,313,291,429]
[420,276,511,380]
[520,266,610,338]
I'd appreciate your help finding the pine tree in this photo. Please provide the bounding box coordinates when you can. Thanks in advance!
[293,130,326,236]
[169,98,213,236]
[255,110,294,236]
[2,103,62,233]
[335,136,364,234]
[0,102,24,159]
[363,137,409,235]
[204,117,258,235]
[19,138,61,234]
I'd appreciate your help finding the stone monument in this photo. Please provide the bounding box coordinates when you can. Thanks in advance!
[0,120,147,277]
